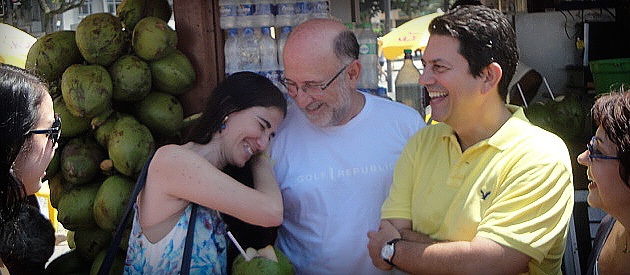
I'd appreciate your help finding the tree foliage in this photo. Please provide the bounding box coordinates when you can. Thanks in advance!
[38,0,85,18]
[38,0,86,33]
[0,0,85,34]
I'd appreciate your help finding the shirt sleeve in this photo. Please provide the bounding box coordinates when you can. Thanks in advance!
[381,133,421,220]
[476,155,574,263]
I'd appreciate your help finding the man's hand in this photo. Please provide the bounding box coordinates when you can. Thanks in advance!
[367,220,402,270]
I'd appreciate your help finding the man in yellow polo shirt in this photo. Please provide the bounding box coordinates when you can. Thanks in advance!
[367,5,574,275]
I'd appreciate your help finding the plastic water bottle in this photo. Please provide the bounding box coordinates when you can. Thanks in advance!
[219,0,238,29]
[294,1,309,25]
[276,26,291,95]
[238,27,261,72]
[275,0,295,27]
[259,27,278,69]
[259,27,280,87]
[254,0,275,27]
[237,0,256,28]
[224,29,240,76]
[309,0,329,19]
[276,26,291,69]
[357,23,379,90]
[395,49,425,118]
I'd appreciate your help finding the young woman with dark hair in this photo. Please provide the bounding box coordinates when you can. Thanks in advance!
[0,63,58,274]
[124,71,288,274]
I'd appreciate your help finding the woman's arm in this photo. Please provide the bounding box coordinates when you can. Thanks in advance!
[147,145,283,227]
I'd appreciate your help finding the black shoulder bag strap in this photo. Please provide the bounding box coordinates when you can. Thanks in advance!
[98,151,198,275]
[180,203,198,275]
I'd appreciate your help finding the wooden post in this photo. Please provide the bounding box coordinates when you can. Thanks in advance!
[172,0,225,116]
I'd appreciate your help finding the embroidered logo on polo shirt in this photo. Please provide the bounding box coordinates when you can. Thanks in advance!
[480,190,491,200]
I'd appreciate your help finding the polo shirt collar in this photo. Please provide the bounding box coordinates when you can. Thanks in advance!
[486,105,529,151]
[438,105,530,151]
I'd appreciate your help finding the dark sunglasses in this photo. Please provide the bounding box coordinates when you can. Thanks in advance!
[26,114,61,146]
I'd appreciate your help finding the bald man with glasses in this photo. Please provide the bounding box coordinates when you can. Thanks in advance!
[267,19,424,274]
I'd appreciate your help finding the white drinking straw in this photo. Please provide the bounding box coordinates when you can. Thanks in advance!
[227,231,251,261]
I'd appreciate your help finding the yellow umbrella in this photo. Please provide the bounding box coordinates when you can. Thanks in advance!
[379,11,444,60]
[0,23,37,69]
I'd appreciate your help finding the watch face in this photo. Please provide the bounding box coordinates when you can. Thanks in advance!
[381,244,394,260]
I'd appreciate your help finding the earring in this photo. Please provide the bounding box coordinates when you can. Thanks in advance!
[220,115,228,131]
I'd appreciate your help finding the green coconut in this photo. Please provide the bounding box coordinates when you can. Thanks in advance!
[116,0,147,31]
[149,50,195,95]
[145,0,172,22]
[108,116,155,177]
[26,31,83,82]
[93,175,135,231]
[132,16,177,61]
[45,147,61,181]
[57,181,100,231]
[232,246,295,275]
[135,91,184,137]
[74,228,113,261]
[61,64,113,119]
[48,172,68,209]
[108,55,152,101]
[89,249,126,275]
[75,13,126,66]
[54,96,91,138]
[67,230,75,249]
[60,136,106,185]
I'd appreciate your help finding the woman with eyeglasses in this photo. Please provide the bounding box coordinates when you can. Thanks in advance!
[0,63,58,274]
[577,88,630,275]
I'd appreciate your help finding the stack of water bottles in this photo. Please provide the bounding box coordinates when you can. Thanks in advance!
[220,0,331,96]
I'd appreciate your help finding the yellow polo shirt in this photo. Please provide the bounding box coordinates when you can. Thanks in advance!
[382,105,574,275]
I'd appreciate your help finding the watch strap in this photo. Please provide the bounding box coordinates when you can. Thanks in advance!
[384,238,402,266]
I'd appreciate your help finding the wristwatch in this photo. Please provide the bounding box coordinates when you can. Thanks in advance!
[381,238,401,266]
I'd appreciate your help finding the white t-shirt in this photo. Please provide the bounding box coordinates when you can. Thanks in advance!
[271,92,423,274]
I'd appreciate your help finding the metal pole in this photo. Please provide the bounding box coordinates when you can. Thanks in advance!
[385,0,393,98]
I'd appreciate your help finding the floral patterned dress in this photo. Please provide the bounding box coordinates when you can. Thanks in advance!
[124,203,228,274]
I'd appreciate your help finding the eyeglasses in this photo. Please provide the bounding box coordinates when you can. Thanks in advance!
[26,114,61,146]
[588,136,619,162]
[280,63,351,97]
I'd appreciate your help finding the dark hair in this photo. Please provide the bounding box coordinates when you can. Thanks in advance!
[591,87,630,186]
[186,71,287,144]
[0,63,48,223]
[0,203,55,275]
[429,5,519,101]
[334,30,359,64]
[449,0,482,10]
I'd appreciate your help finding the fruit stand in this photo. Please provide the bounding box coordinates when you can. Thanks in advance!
[30,0,231,273]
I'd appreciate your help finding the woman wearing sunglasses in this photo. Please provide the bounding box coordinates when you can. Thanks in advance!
[578,88,630,275]
[0,63,59,274]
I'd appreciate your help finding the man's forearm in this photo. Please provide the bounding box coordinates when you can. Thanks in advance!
[399,229,439,244]
[390,237,531,275]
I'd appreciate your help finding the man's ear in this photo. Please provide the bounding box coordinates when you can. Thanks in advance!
[347,59,362,81]
[480,62,502,94]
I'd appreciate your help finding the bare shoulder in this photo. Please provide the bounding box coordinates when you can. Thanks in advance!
[149,144,219,177]
[149,144,191,173]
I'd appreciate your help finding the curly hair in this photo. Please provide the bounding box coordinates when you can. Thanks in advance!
[592,87,630,186]
[0,203,55,275]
